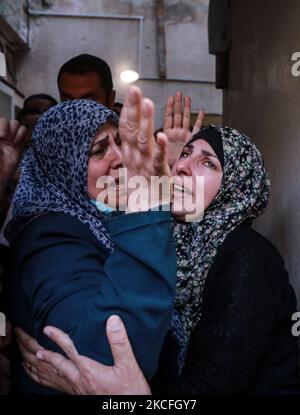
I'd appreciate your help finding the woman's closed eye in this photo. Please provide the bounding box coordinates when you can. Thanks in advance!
[89,143,108,158]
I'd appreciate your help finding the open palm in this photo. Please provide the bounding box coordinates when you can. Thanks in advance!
[0,119,26,178]
[163,92,205,168]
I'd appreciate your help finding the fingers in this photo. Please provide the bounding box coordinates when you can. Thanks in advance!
[163,96,174,131]
[15,327,45,354]
[18,341,40,367]
[0,118,27,145]
[36,349,80,386]
[138,98,155,152]
[14,125,27,144]
[119,86,142,145]
[9,120,20,140]
[23,361,43,384]
[173,91,183,128]
[192,110,205,135]
[43,326,79,363]
[0,118,9,139]
[163,93,191,132]
[106,315,139,370]
[153,132,170,177]
[23,360,76,394]
[182,96,191,131]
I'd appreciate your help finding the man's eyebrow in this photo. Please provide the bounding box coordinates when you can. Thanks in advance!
[81,93,97,99]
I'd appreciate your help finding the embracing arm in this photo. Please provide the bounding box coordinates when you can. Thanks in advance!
[18,242,296,395]
[13,211,176,380]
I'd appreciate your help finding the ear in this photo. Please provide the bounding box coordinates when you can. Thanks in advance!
[107,90,116,110]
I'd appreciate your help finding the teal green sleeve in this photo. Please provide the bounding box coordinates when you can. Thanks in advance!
[17,211,177,379]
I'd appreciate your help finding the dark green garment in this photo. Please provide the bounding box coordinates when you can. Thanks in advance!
[6,210,177,394]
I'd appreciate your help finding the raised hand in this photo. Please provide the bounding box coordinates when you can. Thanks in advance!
[0,118,27,179]
[163,91,205,167]
[119,86,171,211]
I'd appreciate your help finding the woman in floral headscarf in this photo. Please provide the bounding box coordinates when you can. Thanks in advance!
[16,92,300,395]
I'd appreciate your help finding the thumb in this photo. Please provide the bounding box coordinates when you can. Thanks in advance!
[106,315,139,370]
[192,110,205,135]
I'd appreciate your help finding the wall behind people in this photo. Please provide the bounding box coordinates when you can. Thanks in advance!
[15,0,221,127]
[223,0,300,304]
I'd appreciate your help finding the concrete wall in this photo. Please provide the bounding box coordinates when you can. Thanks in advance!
[223,0,300,300]
[14,0,221,127]
[0,0,28,44]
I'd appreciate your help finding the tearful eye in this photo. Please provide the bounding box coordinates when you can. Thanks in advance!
[89,146,106,157]
[180,151,191,159]
[203,160,216,169]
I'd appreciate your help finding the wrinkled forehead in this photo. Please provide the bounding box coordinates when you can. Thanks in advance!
[92,122,119,144]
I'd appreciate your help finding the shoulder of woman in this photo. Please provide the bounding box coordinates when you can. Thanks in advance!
[206,224,289,294]
[13,212,101,254]
[216,223,284,266]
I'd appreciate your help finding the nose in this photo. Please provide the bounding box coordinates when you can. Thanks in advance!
[110,142,123,170]
[174,157,192,176]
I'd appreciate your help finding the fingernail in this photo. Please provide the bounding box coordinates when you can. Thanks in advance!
[128,87,136,101]
[108,315,122,331]
[36,352,44,360]
[44,327,52,338]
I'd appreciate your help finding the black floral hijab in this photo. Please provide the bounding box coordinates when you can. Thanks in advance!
[5,99,118,250]
[171,125,270,373]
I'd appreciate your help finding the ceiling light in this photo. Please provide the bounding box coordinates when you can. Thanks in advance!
[120,70,139,83]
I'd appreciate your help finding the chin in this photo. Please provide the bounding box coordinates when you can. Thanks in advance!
[171,206,187,222]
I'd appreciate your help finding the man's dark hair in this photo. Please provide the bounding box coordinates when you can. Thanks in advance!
[18,94,58,122]
[23,94,58,108]
[57,54,113,91]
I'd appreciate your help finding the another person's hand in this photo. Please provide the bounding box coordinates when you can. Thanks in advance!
[163,91,205,167]
[16,316,151,395]
[0,118,27,180]
[119,86,171,211]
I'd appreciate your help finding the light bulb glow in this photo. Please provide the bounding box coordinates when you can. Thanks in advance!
[120,70,139,83]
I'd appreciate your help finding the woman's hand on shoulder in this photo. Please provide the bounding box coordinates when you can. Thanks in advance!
[16,316,151,395]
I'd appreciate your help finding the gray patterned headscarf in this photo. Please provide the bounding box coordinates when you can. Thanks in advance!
[170,125,270,373]
[5,99,118,251]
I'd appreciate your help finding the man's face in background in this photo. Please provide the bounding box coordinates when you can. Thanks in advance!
[58,71,115,109]
[19,98,56,147]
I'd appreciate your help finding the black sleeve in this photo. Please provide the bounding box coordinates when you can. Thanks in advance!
[156,247,290,394]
